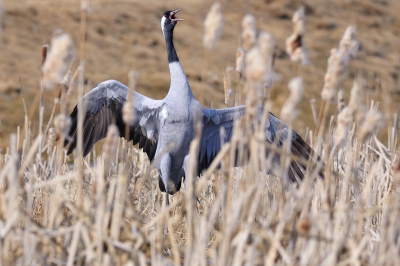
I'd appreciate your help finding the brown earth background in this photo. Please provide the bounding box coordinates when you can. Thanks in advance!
[0,0,399,149]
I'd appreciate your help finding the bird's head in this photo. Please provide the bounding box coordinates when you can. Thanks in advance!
[161,9,184,35]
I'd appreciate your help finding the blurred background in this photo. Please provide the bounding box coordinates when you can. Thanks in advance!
[0,0,399,149]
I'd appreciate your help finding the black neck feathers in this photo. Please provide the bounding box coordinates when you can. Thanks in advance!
[164,30,179,63]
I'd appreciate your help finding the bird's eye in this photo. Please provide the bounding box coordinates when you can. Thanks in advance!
[163,15,167,18]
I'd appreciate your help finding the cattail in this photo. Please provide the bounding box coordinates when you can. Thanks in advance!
[47,128,56,156]
[41,44,49,67]
[42,33,74,90]
[245,47,267,87]
[81,0,92,12]
[337,90,345,112]
[348,77,363,113]
[257,31,276,88]
[321,48,347,102]
[358,109,383,142]
[103,125,119,170]
[235,47,245,77]
[286,6,309,65]
[53,114,71,139]
[334,107,353,147]
[339,26,359,60]
[203,2,223,50]
[224,67,233,107]
[123,71,139,126]
[280,77,303,123]
[241,14,257,51]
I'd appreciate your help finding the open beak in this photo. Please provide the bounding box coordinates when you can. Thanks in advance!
[170,8,184,22]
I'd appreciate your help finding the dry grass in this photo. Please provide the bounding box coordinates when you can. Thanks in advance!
[0,0,400,265]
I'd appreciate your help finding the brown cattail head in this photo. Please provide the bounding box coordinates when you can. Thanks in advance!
[280,77,303,123]
[321,48,347,102]
[224,67,233,107]
[236,47,245,78]
[203,2,223,51]
[41,44,49,67]
[103,125,119,170]
[42,33,74,90]
[286,6,309,65]
[334,107,353,148]
[358,109,383,143]
[241,14,257,51]
[339,26,359,60]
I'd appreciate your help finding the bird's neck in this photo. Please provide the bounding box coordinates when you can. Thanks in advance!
[164,30,194,100]
[165,32,179,64]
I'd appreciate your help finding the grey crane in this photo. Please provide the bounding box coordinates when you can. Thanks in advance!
[65,9,321,204]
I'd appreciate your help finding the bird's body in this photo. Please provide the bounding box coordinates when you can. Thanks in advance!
[65,9,321,201]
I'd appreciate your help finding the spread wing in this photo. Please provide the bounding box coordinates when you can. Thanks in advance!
[65,80,163,160]
[200,106,321,182]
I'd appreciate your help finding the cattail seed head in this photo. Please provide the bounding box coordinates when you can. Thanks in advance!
[321,48,347,102]
[42,33,74,90]
[203,2,223,51]
[280,77,303,123]
[257,31,275,61]
[53,114,71,138]
[81,0,92,12]
[245,47,267,87]
[241,14,257,51]
[339,26,359,60]
[358,109,383,143]
[286,6,309,65]
[337,90,345,112]
[334,107,353,147]
[348,77,363,112]
[235,47,245,77]
[103,125,119,169]
[224,67,233,107]
[292,6,305,35]
[257,31,276,88]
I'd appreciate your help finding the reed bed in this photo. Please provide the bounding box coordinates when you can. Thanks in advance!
[0,2,399,266]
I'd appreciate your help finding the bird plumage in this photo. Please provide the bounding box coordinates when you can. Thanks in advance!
[65,9,322,200]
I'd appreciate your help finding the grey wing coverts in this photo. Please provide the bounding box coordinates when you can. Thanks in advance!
[65,80,163,160]
[199,106,319,181]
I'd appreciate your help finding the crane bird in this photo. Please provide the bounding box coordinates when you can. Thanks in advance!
[65,9,321,204]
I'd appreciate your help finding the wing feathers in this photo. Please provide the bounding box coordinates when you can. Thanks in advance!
[200,106,323,181]
[65,80,162,159]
